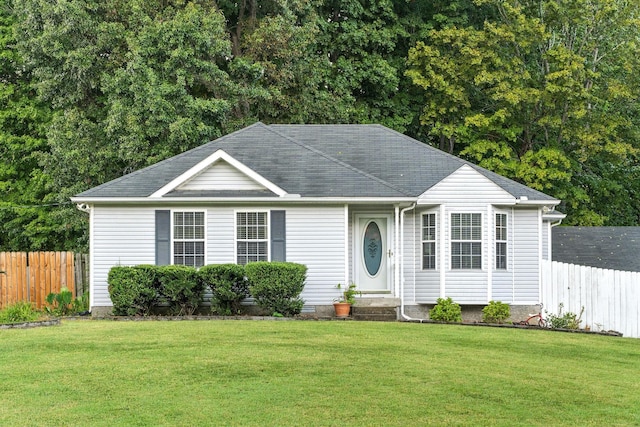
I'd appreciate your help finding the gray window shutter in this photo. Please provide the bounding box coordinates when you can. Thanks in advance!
[156,210,171,265]
[270,210,286,262]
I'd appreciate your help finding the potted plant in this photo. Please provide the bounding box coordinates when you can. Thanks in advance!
[333,283,359,317]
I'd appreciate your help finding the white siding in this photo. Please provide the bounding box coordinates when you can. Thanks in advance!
[92,207,156,306]
[404,209,440,303]
[402,166,543,305]
[207,207,235,263]
[177,160,264,191]
[287,206,346,304]
[91,204,346,308]
[512,209,540,303]
[418,164,515,205]
[418,167,510,303]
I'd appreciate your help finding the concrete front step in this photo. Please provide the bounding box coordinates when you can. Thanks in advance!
[352,305,398,322]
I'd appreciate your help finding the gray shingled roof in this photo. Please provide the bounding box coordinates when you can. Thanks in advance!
[552,227,640,272]
[75,122,558,200]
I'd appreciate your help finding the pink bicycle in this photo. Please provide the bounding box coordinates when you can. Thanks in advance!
[517,304,547,328]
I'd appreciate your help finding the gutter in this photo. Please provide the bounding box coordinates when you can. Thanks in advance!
[70,196,417,205]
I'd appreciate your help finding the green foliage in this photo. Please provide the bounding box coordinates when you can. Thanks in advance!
[198,264,248,315]
[1,0,640,254]
[335,283,360,305]
[481,300,510,324]
[9,0,240,252]
[0,301,40,323]
[44,287,74,316]
[156,265,204,316]
[74,292,90,313]
[0,1,58,251]
[429,297,462,323]
[44,287,89,316]
[546,303,584,330]
[107,265,159,316]
[406,0,640,225]
[245,262,307,317]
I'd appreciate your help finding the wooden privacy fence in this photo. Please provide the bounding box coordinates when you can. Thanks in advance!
[0,252,88,309]
[541,260,640,339]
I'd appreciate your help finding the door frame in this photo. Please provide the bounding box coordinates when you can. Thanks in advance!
[353,213,394,293]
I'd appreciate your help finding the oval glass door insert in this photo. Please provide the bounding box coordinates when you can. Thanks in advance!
[363,221,383,276]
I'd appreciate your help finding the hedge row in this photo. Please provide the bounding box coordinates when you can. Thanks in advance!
[107,262,307,317]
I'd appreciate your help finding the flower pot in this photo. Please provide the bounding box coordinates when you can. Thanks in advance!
[333,302,351,318]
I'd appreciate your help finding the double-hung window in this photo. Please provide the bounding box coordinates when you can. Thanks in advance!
[422,213,437,270]
[451,213,482,269]
[236,211,268,265]
[495,213,508,270]
[173,211,205,267]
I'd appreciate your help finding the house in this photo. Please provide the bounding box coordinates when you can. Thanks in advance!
[72,122,565,319]
[553,227,640,272]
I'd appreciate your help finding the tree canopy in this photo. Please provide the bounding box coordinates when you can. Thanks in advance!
[1,0,639,251]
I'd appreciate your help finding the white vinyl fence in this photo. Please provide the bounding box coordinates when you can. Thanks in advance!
[541,260,640,338]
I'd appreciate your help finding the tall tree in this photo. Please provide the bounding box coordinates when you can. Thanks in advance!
[0,0,66,250]
[406,0,640,224]
[16,0,242,249]
[313,0,413,129]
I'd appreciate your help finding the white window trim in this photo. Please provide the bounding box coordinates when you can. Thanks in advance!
[421,212,437,270]
[171,209,207,267]
[450,212,483,270]
[234,209,271,265]
[495,211,508,271]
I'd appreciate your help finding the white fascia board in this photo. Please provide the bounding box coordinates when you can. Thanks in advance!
[515,199,561,206]
[70,196,417,205]
[149,149,288,198]
[542,211,566,221]
[418,198,559,206]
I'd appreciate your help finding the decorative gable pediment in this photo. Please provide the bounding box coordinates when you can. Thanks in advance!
[418,164,515,204]
[150,149,287,197]
[177,159,265,191]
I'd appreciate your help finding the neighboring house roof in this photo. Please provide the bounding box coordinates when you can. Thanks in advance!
[552,227,640,272]
[74,122,559,202]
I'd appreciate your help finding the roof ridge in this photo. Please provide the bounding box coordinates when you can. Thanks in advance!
[265,125,413,197]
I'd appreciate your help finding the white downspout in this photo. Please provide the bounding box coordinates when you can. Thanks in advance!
[344,204,349,287]
[394,205,400,297]
[399,203,423,321]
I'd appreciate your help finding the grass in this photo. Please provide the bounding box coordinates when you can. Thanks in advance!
[1,320,639,426]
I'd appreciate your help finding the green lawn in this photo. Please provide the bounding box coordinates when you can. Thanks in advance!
[1,320,639,426]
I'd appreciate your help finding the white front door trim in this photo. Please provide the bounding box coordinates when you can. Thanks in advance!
[354,213,393,293]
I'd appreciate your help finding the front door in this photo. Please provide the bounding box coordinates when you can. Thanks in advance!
[355,215,392,292]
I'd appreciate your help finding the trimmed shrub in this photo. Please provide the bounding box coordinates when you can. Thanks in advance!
[156,265,204,315]
[199,264,248,315]
[245,262,307,317]
[429,297,462,323]
[482,300,511,324]
[0,301,39,324]
[108,265,160,316]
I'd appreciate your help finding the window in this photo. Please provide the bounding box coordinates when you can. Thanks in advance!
[236,212,268,265]
[173,211,205,267]
[495,213,507,270]
[422,213,437,270]
[451,213,481,269]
